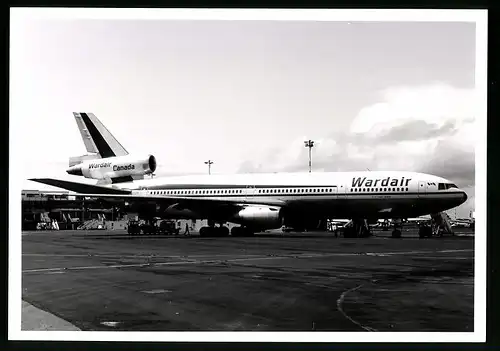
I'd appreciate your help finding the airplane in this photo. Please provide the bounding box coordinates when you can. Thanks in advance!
[403,215,432,224]
[29,112,468,238]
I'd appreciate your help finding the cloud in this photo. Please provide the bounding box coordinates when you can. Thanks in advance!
[350,82,475,135]
[237,82,476,216]
[375,119,458,143]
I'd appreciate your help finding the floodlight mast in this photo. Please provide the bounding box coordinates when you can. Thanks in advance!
[304,140,315,173]
[204,160,214,175]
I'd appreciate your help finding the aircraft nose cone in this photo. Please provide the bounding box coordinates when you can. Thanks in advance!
[462,191,468,202]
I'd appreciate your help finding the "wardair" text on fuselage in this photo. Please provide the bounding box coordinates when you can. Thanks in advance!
[352,177,411,187]
[89,162,111,169]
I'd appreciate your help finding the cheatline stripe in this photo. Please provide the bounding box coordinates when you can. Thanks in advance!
[134,190,464,197]
[144,184,339,190]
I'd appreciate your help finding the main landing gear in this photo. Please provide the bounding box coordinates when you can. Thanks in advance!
[230,226,255,237]
[418,224,433,238]
[391,220,402,238]
[343,219,371,238]
[199,222,229,237]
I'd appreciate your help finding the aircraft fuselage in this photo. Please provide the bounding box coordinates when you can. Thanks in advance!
[112,170,467,222]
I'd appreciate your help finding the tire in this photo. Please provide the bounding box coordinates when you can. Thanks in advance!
[391,229,402,238]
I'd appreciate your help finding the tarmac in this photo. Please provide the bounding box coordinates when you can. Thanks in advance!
[21,228,474,332]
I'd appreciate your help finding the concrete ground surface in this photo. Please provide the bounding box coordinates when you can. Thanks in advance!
[22,301,81,331]
[22,229,474,332]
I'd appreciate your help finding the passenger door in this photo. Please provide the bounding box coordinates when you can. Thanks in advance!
[418,181,427,197]
[245,185,256,202]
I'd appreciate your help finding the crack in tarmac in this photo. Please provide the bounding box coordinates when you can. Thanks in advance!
[22,249,473,274]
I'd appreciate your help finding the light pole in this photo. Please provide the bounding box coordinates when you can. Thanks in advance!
[204,160,214,175]
[304,140,315,173]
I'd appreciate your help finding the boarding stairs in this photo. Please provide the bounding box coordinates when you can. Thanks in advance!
[430,212,454,236]
[77,218,105,230]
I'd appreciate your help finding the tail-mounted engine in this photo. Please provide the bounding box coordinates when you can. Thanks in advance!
[67,154,157,180]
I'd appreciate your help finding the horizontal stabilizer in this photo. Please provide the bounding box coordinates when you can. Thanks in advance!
[28,178,131,195]
[69,154,101,167]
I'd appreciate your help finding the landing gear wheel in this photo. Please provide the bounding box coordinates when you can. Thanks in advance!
[419,226,432,238]
[231,227,254,237]
[218,226,230,237]
[199,227,209,237]
[391,229,402,238]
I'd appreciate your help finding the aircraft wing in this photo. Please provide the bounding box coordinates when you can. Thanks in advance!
[28,178,286,210]
[29,178,132,194]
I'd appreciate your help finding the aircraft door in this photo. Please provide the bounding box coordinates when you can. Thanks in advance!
[245,185,256,202]
[418,181,427,196]
[338,184,345,195]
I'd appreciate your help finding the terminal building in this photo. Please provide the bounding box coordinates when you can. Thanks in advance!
[22,189,210,233]
[22,189,121,231]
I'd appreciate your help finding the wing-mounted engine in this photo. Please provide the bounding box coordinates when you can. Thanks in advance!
[231,205,283,230]
[67,154,157,181]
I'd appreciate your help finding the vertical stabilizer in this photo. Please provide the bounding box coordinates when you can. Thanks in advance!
[72,112,129,158]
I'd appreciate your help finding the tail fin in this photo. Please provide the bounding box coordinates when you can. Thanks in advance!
[73,113,128,158]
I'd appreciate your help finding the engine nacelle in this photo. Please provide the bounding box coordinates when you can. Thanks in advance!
[68,154,101,167]
[67,154,157,180]
[232,206,283,230]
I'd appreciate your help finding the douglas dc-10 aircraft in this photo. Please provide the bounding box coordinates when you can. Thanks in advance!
[29,112,468,238]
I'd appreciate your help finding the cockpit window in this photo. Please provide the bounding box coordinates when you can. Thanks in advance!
[439,183,458,190]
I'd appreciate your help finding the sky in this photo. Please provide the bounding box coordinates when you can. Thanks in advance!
[11,14,479,219]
